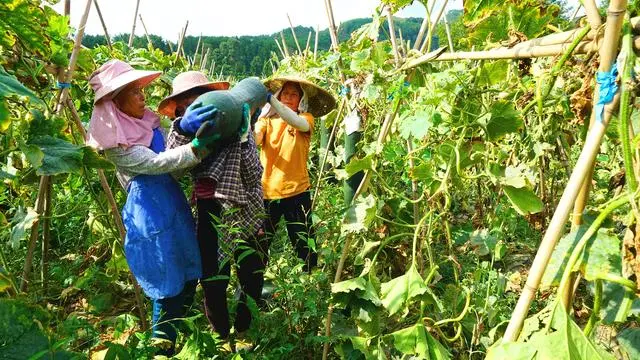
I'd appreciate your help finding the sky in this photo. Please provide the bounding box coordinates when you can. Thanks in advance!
[52,0,584,41]
[52,0,463,40]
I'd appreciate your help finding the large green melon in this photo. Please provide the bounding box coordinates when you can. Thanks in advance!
[191,77,268,141]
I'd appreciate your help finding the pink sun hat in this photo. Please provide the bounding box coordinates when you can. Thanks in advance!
[89,59,162,104]
[157,71,230,117]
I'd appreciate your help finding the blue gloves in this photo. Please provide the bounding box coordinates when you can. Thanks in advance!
[266,92,273,103]
[179,103,218,135]
[149,128,165,153]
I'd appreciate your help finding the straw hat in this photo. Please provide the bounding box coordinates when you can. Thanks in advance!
[264,75,336,117]
[89,59,161,104]
[158,71,230,117]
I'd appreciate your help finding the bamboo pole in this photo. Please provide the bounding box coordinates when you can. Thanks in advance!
[66,99,148,330]
[324,0,339,51]
[167,40,173,53]
[503,0,627,343]
[421,0,448,53]
[64,0,70,16]
[286,13,303,55]
[443,11,454,51]
[201,47,210,71]
[176,21,189,59]
[314,25,319,61]
[413,11,430,50]
[138,14,153,50]
[305,31,312,56]
[386,6,401,66]
[128,0,140,47]
[194,34,202,68]
[55,0,92,113]
[279,31,290,57]
[93,0,112,50]
[274,38,286,59]
[583,0,603,31]
[40,180,52,291]
[209,61,216,78]
[20,176,49,292]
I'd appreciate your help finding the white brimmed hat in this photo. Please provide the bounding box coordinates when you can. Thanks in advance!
[89,59,161,104]
[157,71,230,117]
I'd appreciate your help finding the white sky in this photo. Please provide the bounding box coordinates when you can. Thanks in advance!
[52,0,583,41]
[52,0,462,40]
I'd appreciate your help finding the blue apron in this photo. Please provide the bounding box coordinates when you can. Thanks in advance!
[122,174,202,300]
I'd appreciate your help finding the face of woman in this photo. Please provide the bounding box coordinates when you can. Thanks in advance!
[174,90,207,117]
[279,82,302,112]
[113,83,146,119]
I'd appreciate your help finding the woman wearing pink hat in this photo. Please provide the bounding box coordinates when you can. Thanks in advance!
[86,60,220,354]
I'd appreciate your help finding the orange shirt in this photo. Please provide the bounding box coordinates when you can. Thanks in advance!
[256,113,314,200]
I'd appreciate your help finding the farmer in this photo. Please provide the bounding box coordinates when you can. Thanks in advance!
[86,60,219,353]
[255,76,336,272]
[161,72,267,348]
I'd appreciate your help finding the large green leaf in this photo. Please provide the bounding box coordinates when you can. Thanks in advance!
[345,155,374,177]
[29,136,84,175]
[484,101,523,141]
[0,0,50,56]
[0,299,50,360]
[477,60,508,87]
[390,323,451,360]
[342,194,377,234]
[0,66,44,106]
[9,206,38,249]
[618,328,640,360]
[81,147,114,170]
[598,281,640,324]
[487,301,615,360]
[468,229,497,256]
[542,227,623,288]
[331,276,381,306]
[503,185,543,216]
[380,264,426,316]
[398,105,436,140]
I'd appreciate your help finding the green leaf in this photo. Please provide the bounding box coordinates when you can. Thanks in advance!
[345,155,374,177]
[81,147,114,170]
[468,229,497,256]
[618,328,640,360]
[21,144,43,169]
[0,299,50,360]
[342,194,377,234]
[0,66,44,106]
[0,100,9,132]
[477,60,508,87]
[350,49,372,72]
[391,323,429,357]
[0,270,13,294]
[486,342,537,360]
[398,106,435,140]
[9,207,38,249]
[503,185,543,216]
[484,101,523,141]
[29,136,84,175]
[380,264,426,316]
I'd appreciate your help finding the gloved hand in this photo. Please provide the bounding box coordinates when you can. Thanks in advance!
[266,92,273,103]
[191,110,223,150]
[179,103,218,135]
[149,128,165,153]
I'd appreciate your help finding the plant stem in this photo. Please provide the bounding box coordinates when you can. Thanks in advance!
[583,279,602,337]
[619,15,637,192]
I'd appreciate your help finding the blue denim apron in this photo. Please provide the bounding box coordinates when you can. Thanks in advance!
[121,129,201,300]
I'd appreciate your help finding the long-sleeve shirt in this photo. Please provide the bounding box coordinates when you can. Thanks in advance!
[105,144,199,190]
[166,119,264,246]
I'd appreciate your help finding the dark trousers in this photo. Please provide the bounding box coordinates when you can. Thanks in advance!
[196,198,264,338]
[152,280,197,354]
[263,191,317,272]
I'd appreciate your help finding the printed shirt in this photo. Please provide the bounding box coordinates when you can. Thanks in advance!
[255,113,314,200]
[166,120,264,251]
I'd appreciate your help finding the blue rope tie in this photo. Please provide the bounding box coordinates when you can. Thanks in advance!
[56,81,71,89]
[339,85,350,97]
[595,66,618,124]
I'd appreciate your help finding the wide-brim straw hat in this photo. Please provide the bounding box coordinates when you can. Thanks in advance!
[264,75,336,117]
[89,59,161,104]
[158,71,230,117]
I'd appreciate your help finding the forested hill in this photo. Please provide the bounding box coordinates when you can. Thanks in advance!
[82,14,459,78]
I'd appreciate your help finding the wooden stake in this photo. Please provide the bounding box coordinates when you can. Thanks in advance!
[40,180,52,292]
[287,13,303,55]
[274,38,286,59]
[138,14,153,50]
[503,0,627,343]
[20,176,49,292]
[193,33,202,69]
[201,47,210,71]
[128,0,140,47]
[167,40,173,53]
[209,61,216,78]
[176,21,189,59]
[305,31,312,56]
[443,11,454,51]
[93,0,112,50]
[324,0,339,51]
[413,11,430,51]
[64,0,70,16]
[583,0,603,31]
[386,6,401,66]
[280,31,290,57]
[314,25,319,61]
[421,0,448,52]
[55,0,92,113]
